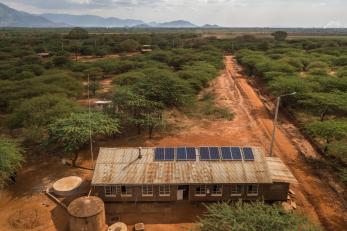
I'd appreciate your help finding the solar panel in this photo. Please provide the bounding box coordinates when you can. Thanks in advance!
[186,147,196,160]
[230,147,242,160]
[209,147,220,160]
[199,147,210,160]
[155,148,165,161]
[165,147,175,160]
[221,147,233,160]
[176,147,187,160]
[242,147,254,161]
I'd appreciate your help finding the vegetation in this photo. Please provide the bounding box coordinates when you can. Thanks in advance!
[234,36,347,182]
[0,137,23,188]
[198,201,320,231]
[48,112,120,166]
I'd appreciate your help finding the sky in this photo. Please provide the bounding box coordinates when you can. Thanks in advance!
[1,0,346,27]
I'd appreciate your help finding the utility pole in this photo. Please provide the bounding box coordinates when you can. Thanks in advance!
[269,92,297,157]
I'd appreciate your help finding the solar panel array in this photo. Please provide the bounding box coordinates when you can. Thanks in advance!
[154,147,254,161]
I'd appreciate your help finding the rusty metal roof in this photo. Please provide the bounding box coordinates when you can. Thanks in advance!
[90,147,296,185]
[266,157,298,184]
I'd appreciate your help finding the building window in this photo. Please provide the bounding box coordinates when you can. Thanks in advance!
[142,185,153,196]
[121,186,132,196]
[195,185,207,196]
[104,186,120,197]
[247,184,259,196]
[211,185,223,196]
[159,185,170,196]
[231,184,243,196]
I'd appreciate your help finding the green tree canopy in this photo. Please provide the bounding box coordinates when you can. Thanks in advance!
[67,27,89,39]
[0,137,23,188]
[7,94,80,129]
[305,120,347,153]
[48,112,120,166]
[271,31,288,42]
[198,201,320,231]
[299,92,347,121]
[119,39,140,52]
[112,87,164,137]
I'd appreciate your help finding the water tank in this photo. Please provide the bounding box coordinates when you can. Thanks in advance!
[108,222,127,231]
[53,176,82,197]
[68,196,107,231]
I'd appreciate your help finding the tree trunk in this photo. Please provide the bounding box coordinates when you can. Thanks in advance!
[320,107,328,122]
[324,139,330,154]
[72,152,79,167]
[149,126,154,139]
[137,125,141,135]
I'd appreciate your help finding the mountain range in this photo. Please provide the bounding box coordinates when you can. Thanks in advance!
[0,2,219,28]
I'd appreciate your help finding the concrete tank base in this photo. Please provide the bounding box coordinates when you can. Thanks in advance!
[53,176,82,197]
[108,222,127,231]
[68,196,107,231]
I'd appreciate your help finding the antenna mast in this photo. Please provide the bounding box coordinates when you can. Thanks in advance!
[88,73,94,170]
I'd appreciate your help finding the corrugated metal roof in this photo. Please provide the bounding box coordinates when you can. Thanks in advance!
[266,157,298,184]
[91,147,293,185]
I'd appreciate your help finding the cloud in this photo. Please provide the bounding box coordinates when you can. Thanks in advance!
[324,20,343,28]
[1,0,346,27]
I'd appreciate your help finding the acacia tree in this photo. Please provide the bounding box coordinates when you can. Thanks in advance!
[0,137,23,188]
[48,112,120,166]
[272,31,288,41]
[299,92,347,121]
[198,201,320,231]
[305,120,347,153]
[85,67,103,96]
[112,87,164,137]
[67,27,89,39]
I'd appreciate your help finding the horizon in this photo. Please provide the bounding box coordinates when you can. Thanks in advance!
[1,0,346,28]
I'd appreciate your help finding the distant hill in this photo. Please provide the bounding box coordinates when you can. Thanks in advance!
[0,2,62,27]
[0,2,200,28]
[202,24,222,28]
[41,13,144,28]
[157,20,198,28]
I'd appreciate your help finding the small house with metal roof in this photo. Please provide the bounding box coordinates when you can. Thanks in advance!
[91,146,297,202]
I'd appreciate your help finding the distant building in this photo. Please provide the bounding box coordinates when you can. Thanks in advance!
[140,45,152,53]
[91,146,297,202]
[37,52,50,58]
[95,100,112,110]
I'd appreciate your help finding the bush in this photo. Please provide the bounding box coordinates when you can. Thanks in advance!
[0,137,23,188]
[198,201,321,231]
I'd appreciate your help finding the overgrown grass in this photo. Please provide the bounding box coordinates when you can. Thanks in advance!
[187,92,234,121]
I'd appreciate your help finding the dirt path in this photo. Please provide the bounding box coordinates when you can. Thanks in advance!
[220,56,347,230]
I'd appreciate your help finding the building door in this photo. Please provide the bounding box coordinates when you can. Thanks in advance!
[177,185,189,200]
[177,189,184,200]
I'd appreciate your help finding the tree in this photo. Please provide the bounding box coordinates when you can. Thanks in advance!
[0,137,23,188]
[198,201,320,231]
[299,92,347,121]
[272,31,288,42]
[7,94,80,129]
[119,39,140,52]
[131,68,194,107]
[305,120,347,153]
[112,87,164,136]
[67,27,89,40]
[48,112,120,166]
[326,141,347,164]
[7,94,80,142]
